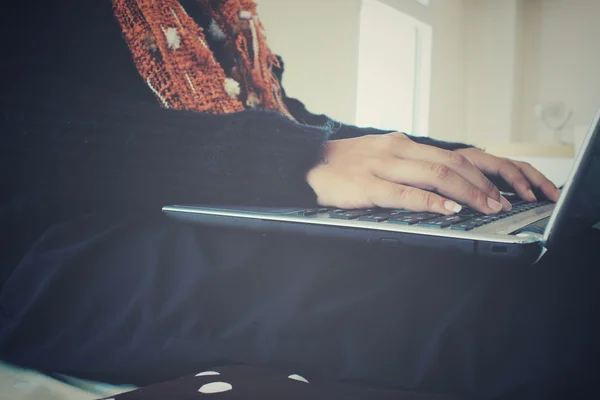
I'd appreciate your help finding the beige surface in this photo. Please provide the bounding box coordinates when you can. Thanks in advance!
[476,142,575,158]
[0,362,134,400]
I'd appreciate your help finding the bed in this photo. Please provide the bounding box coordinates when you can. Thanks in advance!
[0,361,136,399]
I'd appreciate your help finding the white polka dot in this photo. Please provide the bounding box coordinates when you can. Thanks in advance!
[195,371,220,377]
[164,27,181,50]
[223,78,241,99]
[288,374,309,383]
[199,381,233,394]
[239,10,252,20]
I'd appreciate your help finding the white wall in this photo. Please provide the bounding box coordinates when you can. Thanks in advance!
[355,0,432,136]
[463,0,521,144]
[254,0,361,125]
[255,0,599,149]
[255,0,468,142]
[380,0,468,141]
[427,0,468,142]
[518,0,600,144]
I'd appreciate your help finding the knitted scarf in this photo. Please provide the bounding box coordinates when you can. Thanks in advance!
[113,0,294,119]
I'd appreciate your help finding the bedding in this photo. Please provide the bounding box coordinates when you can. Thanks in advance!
[0,361,135,399]
[100,365,462,399]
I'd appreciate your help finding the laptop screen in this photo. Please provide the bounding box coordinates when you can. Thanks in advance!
[543,105,600,247]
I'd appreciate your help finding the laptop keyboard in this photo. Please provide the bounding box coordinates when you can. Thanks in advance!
[286,199,552,231]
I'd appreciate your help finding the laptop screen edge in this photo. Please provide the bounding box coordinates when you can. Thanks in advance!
[542,104,600,248]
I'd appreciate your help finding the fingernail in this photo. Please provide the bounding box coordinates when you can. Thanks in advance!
[527,189,537,201]
[444,200,462,214]
[487,197,503,212]
[500,196,512,211]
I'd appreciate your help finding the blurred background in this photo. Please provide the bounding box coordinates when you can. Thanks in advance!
[255,0,600,185]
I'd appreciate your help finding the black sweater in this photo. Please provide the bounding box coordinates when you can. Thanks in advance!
[0,1,470,283]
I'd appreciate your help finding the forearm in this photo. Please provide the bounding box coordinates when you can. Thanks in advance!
[1,98,327,217]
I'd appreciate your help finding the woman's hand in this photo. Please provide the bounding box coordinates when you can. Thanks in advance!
[306,132,558,214]
[455,147,560,203]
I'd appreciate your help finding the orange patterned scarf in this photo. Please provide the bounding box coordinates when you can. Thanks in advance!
[113,0,294,119]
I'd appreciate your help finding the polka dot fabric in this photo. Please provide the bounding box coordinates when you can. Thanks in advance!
[100,365,463,399]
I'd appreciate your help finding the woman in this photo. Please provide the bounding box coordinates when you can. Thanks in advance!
[1,1,597,398]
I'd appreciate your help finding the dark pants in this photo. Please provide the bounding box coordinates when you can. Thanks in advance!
[1,212,598,399]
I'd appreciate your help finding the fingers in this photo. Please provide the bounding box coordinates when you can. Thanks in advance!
[369,180,461,215]
[510,160,560,202]
[464,151,558,202]
[394,141,511,211]
[373,158,505,214]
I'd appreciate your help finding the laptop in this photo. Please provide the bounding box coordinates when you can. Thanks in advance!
[163,105,600,262]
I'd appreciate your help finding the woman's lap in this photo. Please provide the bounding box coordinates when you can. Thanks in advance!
[1,212,598,398]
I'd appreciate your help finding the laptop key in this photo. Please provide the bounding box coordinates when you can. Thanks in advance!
[328,209,347,215]
[458,209,478,216]
[329,209,375,220]
[418,221,450,229]
[418,214,473,228]
[484,216,500,222]
[451,223,476,231]
[388,213,439,225]
[473,217,496,225]
[358,213,392,222]
[301,208,321,216]
[287,208,320,216]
